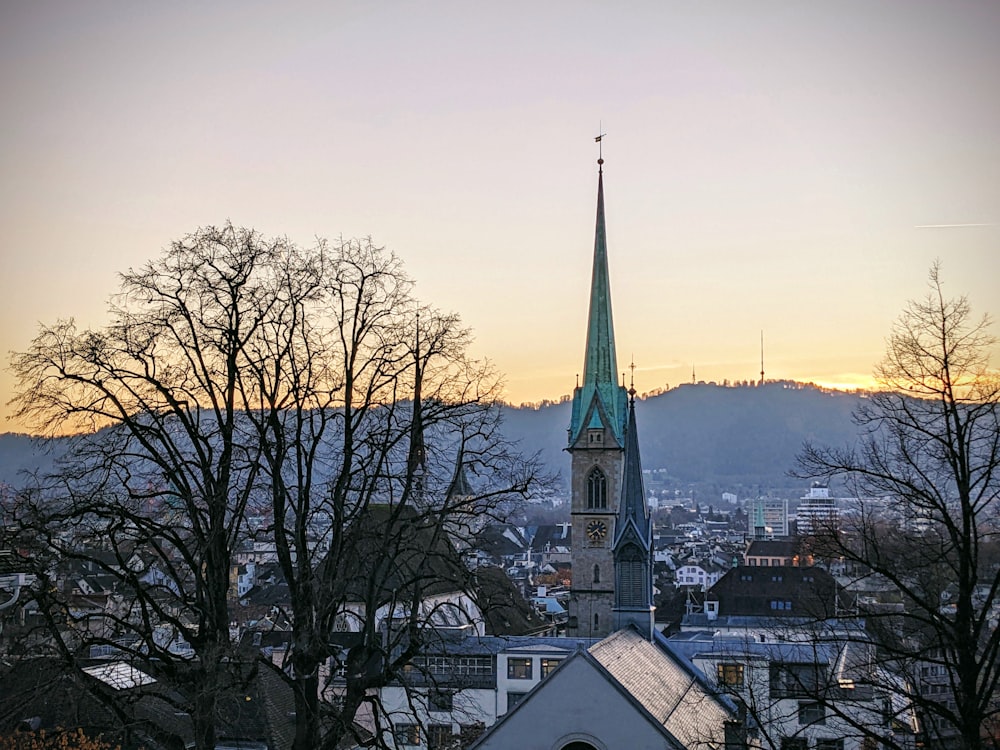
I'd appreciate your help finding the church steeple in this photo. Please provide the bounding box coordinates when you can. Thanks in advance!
[566,152,631,640]
[569,159,628,447]
[613,391,655,636]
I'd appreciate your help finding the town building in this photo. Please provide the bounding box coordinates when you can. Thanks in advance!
[752,496,790,538]
[470,628,736,750]
[796,482,840,536]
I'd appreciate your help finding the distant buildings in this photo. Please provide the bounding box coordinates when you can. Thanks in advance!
[752,495,790,538]
[796,482,841,536]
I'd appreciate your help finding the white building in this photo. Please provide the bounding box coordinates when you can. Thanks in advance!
[373,635,593,749]
[796,483,840,536]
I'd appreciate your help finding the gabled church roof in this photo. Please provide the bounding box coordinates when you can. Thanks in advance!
[470,626,734,749]
[589,628,734,748]
[569,161,628,446]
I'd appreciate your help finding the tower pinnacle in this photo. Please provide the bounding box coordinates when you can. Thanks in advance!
[569,156,628,446]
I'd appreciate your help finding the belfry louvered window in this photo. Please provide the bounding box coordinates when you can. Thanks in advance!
[616,544,645,606]
[587,467,608,509]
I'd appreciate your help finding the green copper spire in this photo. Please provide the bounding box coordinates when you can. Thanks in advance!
[570,160,628,445]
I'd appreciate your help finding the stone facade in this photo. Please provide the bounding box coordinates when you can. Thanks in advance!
[566,418,623,638]
[565,161,629,640]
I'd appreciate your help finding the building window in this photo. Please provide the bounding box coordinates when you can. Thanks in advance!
[427,724,452,750]
[780,739,808,750]
[541,658,563,678]
[507,657,532,679]
[716,662,745,688]
[593,613,600,630]
[394,723,420,746]
[507,691,527,709]
[769,600,793,611]
[815,740,844,750]
[587,467,608,509]
[770,663,826,699]
[798,701,826,725]
[429,689,453,712]
[588,429,603,445]
[593,564,600,584]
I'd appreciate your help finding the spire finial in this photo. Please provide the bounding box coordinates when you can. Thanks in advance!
[594,124,606,168]
[628,358,637,400]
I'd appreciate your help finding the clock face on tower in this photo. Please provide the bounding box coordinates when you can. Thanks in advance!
[586,518,609,542]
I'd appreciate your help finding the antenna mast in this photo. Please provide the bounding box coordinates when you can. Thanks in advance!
[760,330,765,386]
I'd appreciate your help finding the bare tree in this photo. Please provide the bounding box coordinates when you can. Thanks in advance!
[237,237,539,749]
[797,261,1000,750]
[8,226,539,750]
[9,224,286,750]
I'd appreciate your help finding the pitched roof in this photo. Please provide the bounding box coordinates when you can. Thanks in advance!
[326,504,471,604]
[588,628,732,748]
[708,565,847,619]
[471,566,549,636]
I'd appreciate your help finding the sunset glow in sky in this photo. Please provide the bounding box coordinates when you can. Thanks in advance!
[2,1,999,432]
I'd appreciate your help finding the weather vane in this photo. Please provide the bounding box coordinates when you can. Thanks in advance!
[595,123,606,163]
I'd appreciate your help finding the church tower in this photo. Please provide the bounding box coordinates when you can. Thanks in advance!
[566,157,629,638]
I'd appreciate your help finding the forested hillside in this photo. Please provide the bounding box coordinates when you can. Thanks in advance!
[0,382,864,494]
[501,381,863,492]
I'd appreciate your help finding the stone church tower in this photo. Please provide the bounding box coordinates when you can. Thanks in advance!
[566,158,631,638]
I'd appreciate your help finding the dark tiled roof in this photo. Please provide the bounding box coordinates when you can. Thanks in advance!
[745,539,799,557]
[708,565,847,619]
[471,567,547,636]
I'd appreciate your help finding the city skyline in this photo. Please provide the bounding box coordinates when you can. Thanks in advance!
[2,1,999,433]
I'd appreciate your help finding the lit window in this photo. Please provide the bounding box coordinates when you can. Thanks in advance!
[507,657,532,680]
[394,723,420,746]
[716,662,745,687]
[541,658,563,677]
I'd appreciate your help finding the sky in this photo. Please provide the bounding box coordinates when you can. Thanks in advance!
[2,1,999,433]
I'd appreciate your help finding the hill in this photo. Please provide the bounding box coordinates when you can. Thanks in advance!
[0,382,864,496]
[500,381,864,494]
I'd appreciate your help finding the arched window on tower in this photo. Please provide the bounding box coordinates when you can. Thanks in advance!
[593,613,600,631]
[593,564,600,584]
[587,467,607,509]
